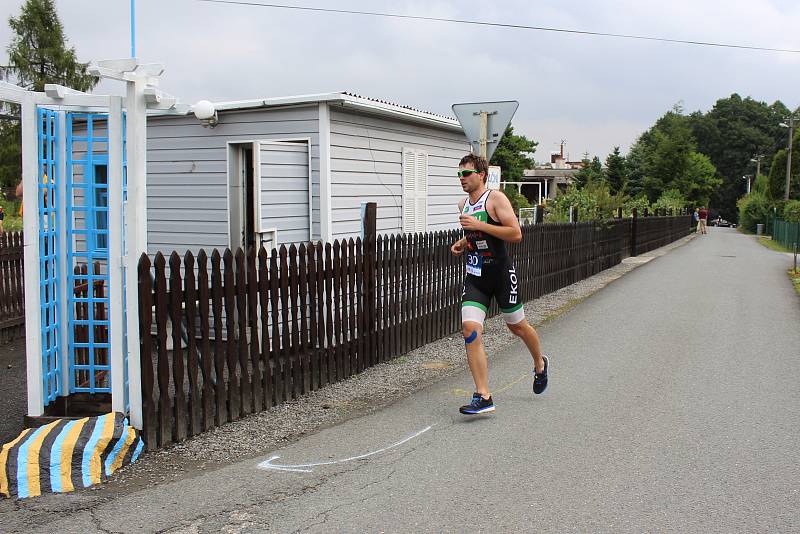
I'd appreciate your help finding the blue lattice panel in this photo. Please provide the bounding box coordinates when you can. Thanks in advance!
[36,108,62,404]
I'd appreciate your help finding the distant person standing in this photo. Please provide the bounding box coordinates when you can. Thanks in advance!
[693,208,701,233]
[15,180,23,216]
[699,207,708,235]
[0,205,5,234]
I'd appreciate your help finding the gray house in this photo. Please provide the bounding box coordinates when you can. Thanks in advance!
[146,92,471,255]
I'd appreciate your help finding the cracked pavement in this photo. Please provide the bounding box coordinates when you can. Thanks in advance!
[3,229,799,532]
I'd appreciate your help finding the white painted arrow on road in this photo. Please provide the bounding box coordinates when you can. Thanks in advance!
[257,425,433,473]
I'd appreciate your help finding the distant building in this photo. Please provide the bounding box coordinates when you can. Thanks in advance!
[509,141,581,204]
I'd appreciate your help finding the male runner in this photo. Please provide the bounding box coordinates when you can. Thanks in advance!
[450,154,548,415]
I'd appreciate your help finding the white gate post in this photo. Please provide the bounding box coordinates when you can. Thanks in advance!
[21,92,44,416]
[124,74,147,429]
[108,96,126,412]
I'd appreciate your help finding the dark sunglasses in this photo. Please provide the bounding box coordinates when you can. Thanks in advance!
[457,169,479,178]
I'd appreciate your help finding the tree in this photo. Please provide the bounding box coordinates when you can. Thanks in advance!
[489,124,537,182]
[675,152,721,206]
[0,0,97,188]
[625,107,722,207]
[641,112,695,200]
[5,0,97,92]
[625,142,647,199]
[604,146,627,194]
[767,130,800,201]
[489,124,537,212]
[689,94,791,221]
[572,156,603,188]
[0,121,20,189]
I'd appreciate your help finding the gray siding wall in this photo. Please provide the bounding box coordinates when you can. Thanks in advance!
[146,105,320,256]
[328,107,469,240]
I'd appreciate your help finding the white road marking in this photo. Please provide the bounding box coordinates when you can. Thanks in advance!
[257,425,433,473]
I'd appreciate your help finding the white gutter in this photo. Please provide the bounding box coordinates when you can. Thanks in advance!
[338,93,462,132]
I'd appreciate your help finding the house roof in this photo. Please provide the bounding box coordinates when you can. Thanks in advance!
[167,91,463,132]
[524,168,580,178]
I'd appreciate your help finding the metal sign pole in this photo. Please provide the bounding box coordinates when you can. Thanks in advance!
[479,111,488,159]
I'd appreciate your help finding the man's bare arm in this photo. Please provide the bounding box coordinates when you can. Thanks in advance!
[479,192,522,243]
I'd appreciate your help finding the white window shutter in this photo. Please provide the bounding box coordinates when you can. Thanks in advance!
[402,149,417,233]
[415,152,428,232]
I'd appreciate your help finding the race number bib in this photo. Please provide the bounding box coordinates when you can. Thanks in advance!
[466,252,483,277]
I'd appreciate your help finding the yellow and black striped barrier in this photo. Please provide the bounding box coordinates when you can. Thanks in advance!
[1,412,143,499]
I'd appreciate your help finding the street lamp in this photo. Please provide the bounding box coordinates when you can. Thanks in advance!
[780,115,798,201]
[742,175,752,194]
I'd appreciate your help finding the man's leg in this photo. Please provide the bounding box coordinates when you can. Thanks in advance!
[462,320,490,398]
[506,319,545,373]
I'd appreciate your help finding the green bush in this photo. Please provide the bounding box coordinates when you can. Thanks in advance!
[653,188,687,214]
[784,200,800,223]
[622,195,651,218]
[501,184,531,216]
[544,182,624,222]
[0,198,22,233]
[737,191,771,232]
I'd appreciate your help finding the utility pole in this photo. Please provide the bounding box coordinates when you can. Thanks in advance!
[750,154,763,183]
[479,111,488,159]
[781,116,797,201]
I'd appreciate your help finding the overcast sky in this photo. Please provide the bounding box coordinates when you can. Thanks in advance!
[1,0,799,162]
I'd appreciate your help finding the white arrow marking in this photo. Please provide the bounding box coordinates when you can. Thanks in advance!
[257,425,433,473]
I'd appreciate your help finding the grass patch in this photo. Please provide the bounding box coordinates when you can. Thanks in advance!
[0,198,22,233]
[758,236,793,253]
[789,269,800,297]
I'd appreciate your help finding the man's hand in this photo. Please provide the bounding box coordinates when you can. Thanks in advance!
[459,214,484,232]
[450,238,466,256]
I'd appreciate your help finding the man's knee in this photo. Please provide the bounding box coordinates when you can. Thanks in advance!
[462,324,482,344]
[506,320,530,336]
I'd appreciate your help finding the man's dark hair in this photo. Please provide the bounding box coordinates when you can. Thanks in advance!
[459,153,489,182]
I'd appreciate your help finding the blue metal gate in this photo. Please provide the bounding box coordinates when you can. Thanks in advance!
[37,108,62,404]
[66,113,113,394]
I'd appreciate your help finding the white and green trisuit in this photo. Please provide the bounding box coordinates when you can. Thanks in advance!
[460,190,525,327]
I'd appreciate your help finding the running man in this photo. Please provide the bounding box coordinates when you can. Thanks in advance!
[450,153,548,415]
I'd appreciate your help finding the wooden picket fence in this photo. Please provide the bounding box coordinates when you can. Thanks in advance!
[137,213,691,450]
[0,231,25,343]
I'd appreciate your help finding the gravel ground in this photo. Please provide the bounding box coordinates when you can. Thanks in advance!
[99,234,695,496]
[0,334,27,445]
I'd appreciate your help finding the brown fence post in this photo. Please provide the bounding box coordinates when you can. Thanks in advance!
[631,208,638,257]
[536,204,544,224]
[137,253,157,450]
[362,202,377,369]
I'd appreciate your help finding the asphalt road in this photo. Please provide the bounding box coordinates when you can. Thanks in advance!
[4,228,799,533]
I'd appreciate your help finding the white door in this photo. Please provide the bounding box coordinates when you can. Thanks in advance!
[257,140,311,249]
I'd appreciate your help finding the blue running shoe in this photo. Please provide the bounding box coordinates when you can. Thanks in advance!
[533,355,549,394]
[459,393,496,415]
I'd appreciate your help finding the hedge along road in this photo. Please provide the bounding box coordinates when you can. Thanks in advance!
[5,227,800,533]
